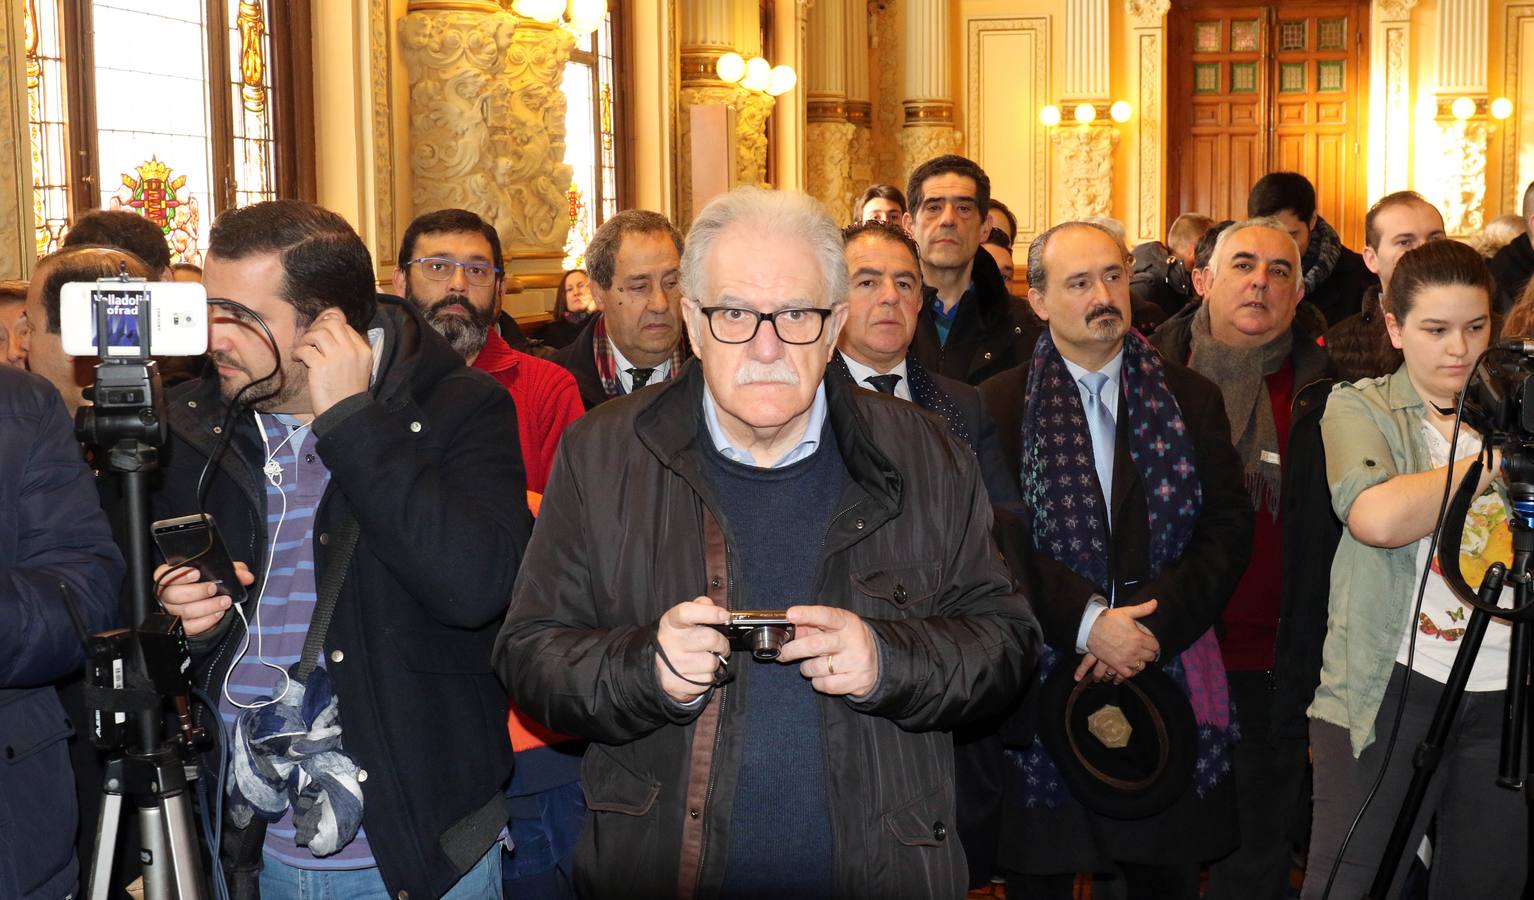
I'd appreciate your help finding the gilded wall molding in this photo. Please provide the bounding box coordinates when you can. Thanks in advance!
[1435,118,1488,236]
[1126,0,1170,27]
[370,0,396,275]
[965,16,1049,239]
[1051,124,1119,221]
[1373,0,1418,17]
[1137,31,1162,242]
[0,3,27,278]
[806,120,856,223]
[1502,4,1534,212]
[398,8,576,256]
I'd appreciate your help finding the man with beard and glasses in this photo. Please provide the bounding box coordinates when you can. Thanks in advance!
[551,210,690,409]
[153,199,530,900]
[981,220,1253,900]
[394,208,584,495]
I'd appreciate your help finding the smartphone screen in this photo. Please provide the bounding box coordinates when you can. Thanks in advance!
[95,292,146,356]
[151,513,248,604]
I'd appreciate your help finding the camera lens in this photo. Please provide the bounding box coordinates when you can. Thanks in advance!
[750,625,790,661]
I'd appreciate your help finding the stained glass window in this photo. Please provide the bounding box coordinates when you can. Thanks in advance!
[562,12,623,270]
[24,0,71,256]
[1193,22,1221,54]
[229,0,278,208]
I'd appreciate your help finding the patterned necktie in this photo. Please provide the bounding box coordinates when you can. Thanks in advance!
[1080,371,1116,508]
[865,374,902,395]
[628,367,656,390]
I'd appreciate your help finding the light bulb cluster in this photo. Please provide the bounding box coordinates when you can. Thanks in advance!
[512,0,607,35]
[1039,101,1133,127]
[716,52,797,96]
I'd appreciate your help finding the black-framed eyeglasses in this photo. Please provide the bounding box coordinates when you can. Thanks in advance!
[407,256,501,287]
[699,306,832,345]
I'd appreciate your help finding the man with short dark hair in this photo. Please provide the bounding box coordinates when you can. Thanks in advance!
[0,279,29,368]
[1151,218,1336,900]
[153,199,530,899]
[1131,213,1215,316]
[854,184,906,225]
[905,154,1041,385]
[497,187,1039,899]
[62,209,173,278]
[551,209,689,409]
[1489,179,1534,312]
[1247,172,1378,326]
[983,220,1252,900]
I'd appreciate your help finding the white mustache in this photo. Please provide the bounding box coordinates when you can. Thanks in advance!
[735,359,799,385]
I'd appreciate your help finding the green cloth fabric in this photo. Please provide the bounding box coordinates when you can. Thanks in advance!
[1309,366,1433,757]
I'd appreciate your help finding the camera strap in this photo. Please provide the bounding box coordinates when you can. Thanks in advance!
[294,514,360,685]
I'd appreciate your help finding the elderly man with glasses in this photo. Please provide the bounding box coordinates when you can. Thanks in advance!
[495,187,1039,899]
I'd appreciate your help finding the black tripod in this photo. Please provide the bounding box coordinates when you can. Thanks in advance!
[73,286,210,900]
[1363,475,1534,898]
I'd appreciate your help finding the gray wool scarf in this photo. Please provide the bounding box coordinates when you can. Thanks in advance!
[1187,302,1291,518]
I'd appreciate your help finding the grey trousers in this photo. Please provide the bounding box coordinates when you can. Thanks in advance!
[1301,664,1528,900]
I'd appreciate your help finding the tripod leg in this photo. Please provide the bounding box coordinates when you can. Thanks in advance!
[88,788,124,900]
[160,791,209,900]
[1500,602,1530,789]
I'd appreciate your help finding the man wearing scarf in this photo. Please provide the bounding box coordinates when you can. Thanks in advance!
[1248,171,1379,327]
[981,221,1253,900]
[1152,218,1337,900]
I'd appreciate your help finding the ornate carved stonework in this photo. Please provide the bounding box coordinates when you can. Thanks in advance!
[1374,0,1419,19]
[848,124,873,199]
[899,124,963,179]
[873,2,904,188]
[0,8,24,278]
[676,84,776,222]
[1127,0,1171,27]
[370,0,396,273]
[399,9,575,256]
[1051,124,1119,221]
[1501,5,1534,217]
[806,120,857,223]
[1137,32,1161,241]
[1434,118,1487,236]
[1383,24,1411,191]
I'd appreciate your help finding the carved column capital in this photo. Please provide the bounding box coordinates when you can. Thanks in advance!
[1433,118,1488,236]
[1126,0,1170,28]
[399,6,576,257]
[806,120,857,223]
[1373,0,1419,20]
[1050,124,1120,221]
[899,125,962,179]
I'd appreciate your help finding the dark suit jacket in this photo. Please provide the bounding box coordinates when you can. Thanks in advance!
[828,352,1021,507]
[979,354,1254,660]
[913,247,1044,387]
[549,314,617,410]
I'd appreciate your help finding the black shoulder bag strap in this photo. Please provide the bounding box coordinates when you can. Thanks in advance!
[294,514,361,684]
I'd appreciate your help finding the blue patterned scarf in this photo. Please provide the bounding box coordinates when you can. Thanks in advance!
[1011,329,1236,808]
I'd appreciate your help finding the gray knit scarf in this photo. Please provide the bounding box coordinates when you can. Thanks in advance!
[1302,216,1344,296]
[1187,303,1290,518]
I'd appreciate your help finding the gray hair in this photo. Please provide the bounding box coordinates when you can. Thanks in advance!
[1207,216,1302,277]
[585,210,684,289]
[681,187,849,310]
[1025,220,1129,290]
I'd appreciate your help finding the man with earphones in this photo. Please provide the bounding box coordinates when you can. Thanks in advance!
[152,199,531,900]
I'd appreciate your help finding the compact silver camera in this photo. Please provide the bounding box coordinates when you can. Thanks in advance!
[709,610,795,661]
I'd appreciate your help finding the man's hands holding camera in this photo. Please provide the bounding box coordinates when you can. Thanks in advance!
[654,599,881,704]
[154,561,257,636]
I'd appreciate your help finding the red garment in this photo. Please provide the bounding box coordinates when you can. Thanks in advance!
[472,329,584,495]
[1220,357,1294,672]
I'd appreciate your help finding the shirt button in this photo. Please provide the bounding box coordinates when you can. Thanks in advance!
[854,518,866,530]
[305,453,316,464]
[1364,459,1376,467]
[188,400,198,408]
[932,821,947,841]
[894,585,908,602]
[319,532,331,546]
[212,426,222,434]
[982,351,993,360]
[709,576,722,589]
[357,768,367,782]
[330,649,344,663]
[410,421,423,433]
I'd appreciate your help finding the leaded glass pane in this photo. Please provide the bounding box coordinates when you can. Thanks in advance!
[1280,20,1306,51]
[1194,22,1221,53]
[1318,60,1344,92]
[1279,62,1306,93]
[1230,62,1257,93]
[1318,18,1347,51]
[1231,20,1260,53]
[1193,63,1220,94]
[25,0,72,256]
[229,0,277,208]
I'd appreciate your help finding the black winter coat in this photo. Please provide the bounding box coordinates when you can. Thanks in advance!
[1305,245,1380,327]
[495,365,1041,899]
[157,297,532,900]
[913,248,1044,387]
[1490,232,1534,314]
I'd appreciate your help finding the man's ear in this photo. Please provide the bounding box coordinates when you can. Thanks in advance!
[1026,287,1050,322]
[390,266,407,297]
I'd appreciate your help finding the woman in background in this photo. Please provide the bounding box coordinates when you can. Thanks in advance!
[539,268,595,349]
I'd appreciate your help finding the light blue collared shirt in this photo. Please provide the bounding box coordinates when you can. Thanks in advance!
[703,382,828,468]
[1058,349,1125,652]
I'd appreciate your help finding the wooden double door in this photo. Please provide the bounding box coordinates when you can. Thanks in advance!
[1167,1,1370,246]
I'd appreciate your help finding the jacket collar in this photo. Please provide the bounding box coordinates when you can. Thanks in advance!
[1384,365,1424,411]
[473,328,519,376]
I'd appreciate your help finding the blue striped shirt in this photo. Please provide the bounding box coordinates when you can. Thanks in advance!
[217,412,376,869]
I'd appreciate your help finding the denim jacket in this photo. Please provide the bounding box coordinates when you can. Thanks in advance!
[1310,368,1436,756]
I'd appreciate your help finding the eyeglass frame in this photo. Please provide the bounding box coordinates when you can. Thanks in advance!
[405,256,503,287]
[697,305,834,345]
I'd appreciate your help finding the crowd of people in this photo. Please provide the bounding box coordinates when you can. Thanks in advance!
[4,158,1534,900]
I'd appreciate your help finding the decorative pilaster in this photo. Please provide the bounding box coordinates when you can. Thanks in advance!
[845,0,872,194]
[398,2,575,261]
[900,0,961,175]
[1369,0,1417,198]
[1429,0,1488,235]
[1,0,30,278]
[806,0,854,222]
[872,0,904,187]
[1128,0,1169,243]
[1051,125,1120,221]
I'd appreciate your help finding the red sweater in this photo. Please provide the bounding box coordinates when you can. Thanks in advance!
[472,329,584,495]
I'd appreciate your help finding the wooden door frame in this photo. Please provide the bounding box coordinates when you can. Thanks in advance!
[1166,0,1370,245]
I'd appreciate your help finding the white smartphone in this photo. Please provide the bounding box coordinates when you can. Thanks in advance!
[59,280,209,358]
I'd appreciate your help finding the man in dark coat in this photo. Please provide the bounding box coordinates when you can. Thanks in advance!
[1131,213,1215,317]
[153,200,531,899]
[981,221,1253,900]
[0,365,124,900]
[496,187,1040,900]
[906,155,1042,386]
[551,210,691,409]
[1151,218,1335,900]
[1489,180,1534,312]
[1248,172,1378,326]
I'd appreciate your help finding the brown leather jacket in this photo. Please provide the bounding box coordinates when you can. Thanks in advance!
[494,364,1040,899]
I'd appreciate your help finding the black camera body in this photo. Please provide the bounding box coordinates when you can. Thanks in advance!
[709,610,795,661]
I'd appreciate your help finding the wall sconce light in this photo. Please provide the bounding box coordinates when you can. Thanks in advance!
[1491,97,1514,120]
[568,0,607,34]
[1109,101,1133,123]
[716,52,796,97]
[512,0,607,35]
[1039,105,1062,127]
[1041,101,1134,127]
[512,0,566,23]
[1450,96,1477,120]
[1074,103,1097,124]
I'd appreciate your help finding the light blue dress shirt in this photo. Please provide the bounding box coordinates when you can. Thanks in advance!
[703,382,828,468]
